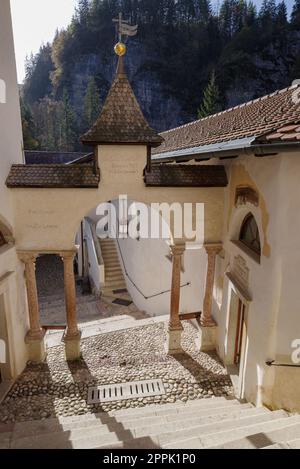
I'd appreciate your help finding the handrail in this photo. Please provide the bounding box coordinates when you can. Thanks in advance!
[266,360,300,368]
[115,234,191,301]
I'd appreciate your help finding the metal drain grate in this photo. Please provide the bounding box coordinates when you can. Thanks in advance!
[87,379,166,404]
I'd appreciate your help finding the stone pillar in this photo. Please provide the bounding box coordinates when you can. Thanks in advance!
[19,252,46,362]
[61,252,81,360]
[197,244,222,352]
[165,244,185,355]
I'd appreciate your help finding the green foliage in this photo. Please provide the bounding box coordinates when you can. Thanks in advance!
[197,70,220,119]
[83,77,101,130]
[20,96,40,150]
[21,0,299,151]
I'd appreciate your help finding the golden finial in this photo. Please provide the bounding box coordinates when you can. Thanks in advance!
[113,13,138,57]
[114,42,127,57]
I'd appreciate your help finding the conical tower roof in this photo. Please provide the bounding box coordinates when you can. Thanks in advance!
[81,57,164,147]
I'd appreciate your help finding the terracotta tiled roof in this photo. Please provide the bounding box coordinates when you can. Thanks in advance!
[81,58,163,147]
[144,165,228,187]
[258,124,300,143]
[153,84,300,156]
[6,165,100,188]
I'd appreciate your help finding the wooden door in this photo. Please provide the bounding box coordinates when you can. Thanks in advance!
[234,299,245,367]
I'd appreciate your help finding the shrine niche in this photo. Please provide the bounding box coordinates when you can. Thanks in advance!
[235,186,259,208]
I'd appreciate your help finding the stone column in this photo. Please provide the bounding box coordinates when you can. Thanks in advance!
[19,252,46,362]
[197,244,222,352]
[165,244,185,355]
[61,252,81,360]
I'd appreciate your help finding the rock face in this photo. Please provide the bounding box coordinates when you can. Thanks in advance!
[70,43,190,133]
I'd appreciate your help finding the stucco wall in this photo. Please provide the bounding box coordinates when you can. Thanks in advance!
[10,145,225,251]
[0,0,23,228]
[216,152,300,411]
[0,0,28,379]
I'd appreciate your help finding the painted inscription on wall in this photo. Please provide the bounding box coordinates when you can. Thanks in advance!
[231,255,249,292]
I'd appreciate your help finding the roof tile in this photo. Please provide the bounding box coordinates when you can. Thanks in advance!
[153,85,300,156]
[6,165,100,188]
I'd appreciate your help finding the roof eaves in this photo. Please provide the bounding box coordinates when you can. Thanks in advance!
[152,137,257,162]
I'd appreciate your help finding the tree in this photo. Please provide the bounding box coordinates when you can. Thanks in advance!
[276,1,288,27]
[83,77,101,129]
[20,97,39,150]
[291,0,300,28]
[197,70,220,119]
[60,88,77,151]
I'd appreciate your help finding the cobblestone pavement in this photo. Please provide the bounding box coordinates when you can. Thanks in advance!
[0,322,233,424]
[36,254,150,326]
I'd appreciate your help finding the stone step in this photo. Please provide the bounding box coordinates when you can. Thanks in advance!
[207,417,300,449]
[105,274,124,281]
[10,403,256,440]
[165,413,299,449]
[263,442,291,449]
[33,411,292,450]
[106,397,240,418]
[39,295,96,309]
[285,438,300,449]
[11,408,270,449]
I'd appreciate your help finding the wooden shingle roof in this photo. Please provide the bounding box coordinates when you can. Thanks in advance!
[153,84,300,156]
[6,165,100,188]
[81,58,163,147]
[144,165,228,187]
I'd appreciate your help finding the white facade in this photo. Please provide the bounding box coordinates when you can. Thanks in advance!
[0,0,28,388]
[213,153,300,411]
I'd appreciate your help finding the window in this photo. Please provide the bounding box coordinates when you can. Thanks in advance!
[239,214,261,257]
[0,231,6,248]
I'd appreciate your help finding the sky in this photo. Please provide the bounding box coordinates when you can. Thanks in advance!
[11,0,77,83]
[10,0,295,84]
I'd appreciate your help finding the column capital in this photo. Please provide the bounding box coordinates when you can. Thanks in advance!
[60,249,77,260]
[204,243,222,256]
[18,251,39,263]
[170,244,185,257]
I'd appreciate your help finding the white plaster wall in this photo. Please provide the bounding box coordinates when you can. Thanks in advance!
[0,1,28,378]
[10,145,225,250]
[90,200,208,317]
[117,236,207,317]
[0,0,24,227]
[216,152,300,411]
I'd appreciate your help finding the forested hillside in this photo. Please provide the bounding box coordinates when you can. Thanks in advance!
[22,0,300,151]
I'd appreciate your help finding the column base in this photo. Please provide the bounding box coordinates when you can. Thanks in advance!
[63,331,82,361]
[25,330,46,363]
[195,324,217,352]
[165,326,183,355]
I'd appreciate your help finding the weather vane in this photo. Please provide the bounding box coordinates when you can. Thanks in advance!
[113,13,138,57]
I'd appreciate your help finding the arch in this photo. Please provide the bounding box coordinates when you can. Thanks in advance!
[0,215,13,247]
[239,213,261,258]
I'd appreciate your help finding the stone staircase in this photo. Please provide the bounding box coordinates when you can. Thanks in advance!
[1,397,300,449]
[100,238,127,293]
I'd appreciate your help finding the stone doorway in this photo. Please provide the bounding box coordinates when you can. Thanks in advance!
[0,293,11,383]
[225,289,248,399]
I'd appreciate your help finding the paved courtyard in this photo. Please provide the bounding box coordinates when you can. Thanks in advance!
[0,321,233,424]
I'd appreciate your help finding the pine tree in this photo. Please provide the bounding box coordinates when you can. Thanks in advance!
[197,70,220,119]
[198,0,212,24]
[83,77,101,129]
[20,97,39,150]
[291,0,300,28]
[60,88,77,151]
[276,1,288,27]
